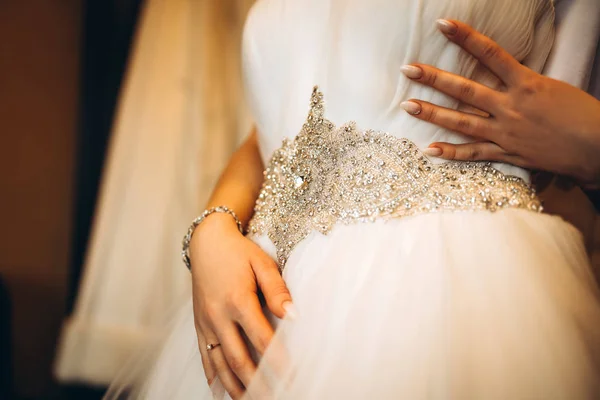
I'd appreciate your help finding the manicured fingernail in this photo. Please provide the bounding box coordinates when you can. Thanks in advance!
[424,147,443,157]
[400,65,422,79]
[436,19,457,35]
[400,100,421,115]
[282,301,298,320]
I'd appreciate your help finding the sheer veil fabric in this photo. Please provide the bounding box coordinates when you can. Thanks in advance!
[54,0,254,385]
[105,0,600,399]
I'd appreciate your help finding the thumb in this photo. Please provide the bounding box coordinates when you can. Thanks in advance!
[251,256,296,320]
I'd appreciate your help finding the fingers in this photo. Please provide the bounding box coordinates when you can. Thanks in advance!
[400,100,495,140]
[401,64,502,114]
[213,323,258,388]
[202,329,246,399]
[233,296,275,356]
[436,19,525,86]
[196,302,256,397]
[251,255,296,320]
[426,141,506,162]
[210,316,274,399]
[236,299,291,381]
[197,335,217,385]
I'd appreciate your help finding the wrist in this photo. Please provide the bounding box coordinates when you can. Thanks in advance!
[195,212,242,239]
[182,206,244,270]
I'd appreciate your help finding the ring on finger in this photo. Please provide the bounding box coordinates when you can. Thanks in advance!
[206,343,221,351]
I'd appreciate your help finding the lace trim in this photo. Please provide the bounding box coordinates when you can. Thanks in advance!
[248,86,542,269]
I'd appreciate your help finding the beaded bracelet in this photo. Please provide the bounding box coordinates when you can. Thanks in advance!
[181,206,243,270]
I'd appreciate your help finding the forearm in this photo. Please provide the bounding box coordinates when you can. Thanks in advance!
[205,127,265,228]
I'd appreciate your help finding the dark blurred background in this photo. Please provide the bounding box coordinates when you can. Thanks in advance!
[0,0,142,398]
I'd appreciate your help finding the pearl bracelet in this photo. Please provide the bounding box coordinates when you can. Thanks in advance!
[181,206,244,270]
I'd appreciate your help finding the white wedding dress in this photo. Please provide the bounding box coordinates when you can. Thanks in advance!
[107,0,600,398]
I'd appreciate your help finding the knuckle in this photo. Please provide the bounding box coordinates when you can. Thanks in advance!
[424,70,438,86]
[481,42,500,61]
[229,301,254,323]
[253,254,278,272]
[459,29,472,45]
[517,76,544,97]
[225,292,248,313]
[459,81,475,100]
[468,148,481,160]
[423,107,437,123]
[456,117,471,133]
[226,354,248,373]
[445,147,458,160]
[262,257,279,271]
[519,82,536,96]
[255,334,271,354]
[266,283,290,298]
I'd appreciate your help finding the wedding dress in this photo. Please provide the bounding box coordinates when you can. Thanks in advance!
[107,0,600,398]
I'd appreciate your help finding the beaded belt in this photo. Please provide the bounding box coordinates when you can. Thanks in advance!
[247,87,542,269]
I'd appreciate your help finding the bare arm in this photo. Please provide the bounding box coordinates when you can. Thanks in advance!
[190,127,293,399]
[204,128,264,226]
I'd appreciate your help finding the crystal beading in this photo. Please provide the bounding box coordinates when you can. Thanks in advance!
[247,86,542,270]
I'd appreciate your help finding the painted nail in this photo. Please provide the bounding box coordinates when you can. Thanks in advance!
[282,301,298,320]
[436,19,458,35]
[400,65,422,79]
[424,147,443,157]
[400,101,422,115]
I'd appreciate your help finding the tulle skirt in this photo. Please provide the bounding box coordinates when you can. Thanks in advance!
[106,209,600,399]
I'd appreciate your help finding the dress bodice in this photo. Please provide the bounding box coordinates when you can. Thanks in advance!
[242,0,555,181]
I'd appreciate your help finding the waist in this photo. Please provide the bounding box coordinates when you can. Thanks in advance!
[247,87,542,270]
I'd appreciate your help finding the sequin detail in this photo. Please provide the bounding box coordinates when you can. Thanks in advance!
[247,86,542,270]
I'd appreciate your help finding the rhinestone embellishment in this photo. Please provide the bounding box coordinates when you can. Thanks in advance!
[247,86,542,270]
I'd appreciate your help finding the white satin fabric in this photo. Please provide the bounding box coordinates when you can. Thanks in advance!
[106,0,600,399]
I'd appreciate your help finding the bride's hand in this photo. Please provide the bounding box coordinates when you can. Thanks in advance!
[189,213,294,398]
[400,19,600,189]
